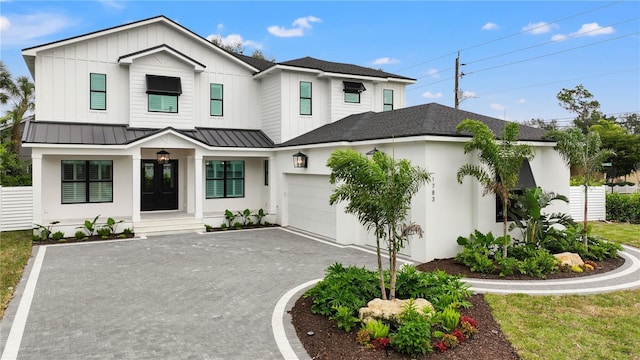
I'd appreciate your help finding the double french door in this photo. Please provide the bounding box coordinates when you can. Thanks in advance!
[141,160,178,211]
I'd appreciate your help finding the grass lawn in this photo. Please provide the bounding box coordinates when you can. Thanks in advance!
[590,221,640,249]
[486,222,640,360]
[0,230,32,319]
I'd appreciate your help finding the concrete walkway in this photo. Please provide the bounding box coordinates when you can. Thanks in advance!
[1,228,639,360]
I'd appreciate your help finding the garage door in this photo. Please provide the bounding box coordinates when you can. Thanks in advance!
[287,174,336,239]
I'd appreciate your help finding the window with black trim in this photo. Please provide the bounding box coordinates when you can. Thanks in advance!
[205,160,244,198]
[90,73,106,110]
[210,83,223,116]
[61,160,113,204]
[343,81,366,103]
[146,75,182,113]
[383,89,394,111]
[495,160,537,222]
[300,81,312,115]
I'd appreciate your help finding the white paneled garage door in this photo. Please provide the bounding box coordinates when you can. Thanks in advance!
[286,174,336,239]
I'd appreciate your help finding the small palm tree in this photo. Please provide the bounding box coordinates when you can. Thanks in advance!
[456,119,535,258]
[0,61,35,157]
[545,128,615,248]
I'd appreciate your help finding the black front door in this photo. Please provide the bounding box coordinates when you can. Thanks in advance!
[141,160,178,211]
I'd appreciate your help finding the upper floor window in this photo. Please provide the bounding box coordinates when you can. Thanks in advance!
[383,89,394,111]
[343,81,366,103]
[205,160,245,198]
[300,81,312,115]
[90,73,106,110]
[146,75,181,113]
[210,83,223,116]
[61,160,113,204]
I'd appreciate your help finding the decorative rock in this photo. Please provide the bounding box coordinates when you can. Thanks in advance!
[358,298,434,324]
[553,252,585,267]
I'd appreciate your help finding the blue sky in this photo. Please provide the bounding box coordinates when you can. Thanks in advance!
[1,0,638,125]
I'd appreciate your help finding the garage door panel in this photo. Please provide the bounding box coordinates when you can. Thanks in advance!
[287,175,336,239]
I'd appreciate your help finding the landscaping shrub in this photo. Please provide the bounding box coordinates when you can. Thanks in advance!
[606,192,640,224]
[304,262,379,317]
[394,267,471,311]
[391,300,433,355]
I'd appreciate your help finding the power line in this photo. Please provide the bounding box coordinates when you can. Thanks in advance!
[395,0,624,73]
[407,31,639,91]
[464,32,639,77]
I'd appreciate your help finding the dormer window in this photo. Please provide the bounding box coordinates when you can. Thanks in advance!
[343,81,366,103]
[146,75,182,113]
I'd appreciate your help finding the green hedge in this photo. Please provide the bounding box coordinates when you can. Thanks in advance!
[606,192,640,224]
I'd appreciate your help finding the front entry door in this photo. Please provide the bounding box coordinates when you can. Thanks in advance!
[141,160,178,211]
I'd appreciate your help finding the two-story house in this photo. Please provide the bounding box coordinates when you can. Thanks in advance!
[21,16,569,262]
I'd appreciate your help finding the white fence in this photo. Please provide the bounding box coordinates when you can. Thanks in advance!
[569,185,606,222]
[608,185,639,194]
[0,186,33,231]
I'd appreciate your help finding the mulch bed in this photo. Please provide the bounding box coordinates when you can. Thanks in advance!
[290,256,625,359]
[32,233,136,245]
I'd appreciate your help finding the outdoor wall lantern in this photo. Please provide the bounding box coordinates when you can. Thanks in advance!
[366,147,380,156]
[157,149,170,164]
[292,151,308,168]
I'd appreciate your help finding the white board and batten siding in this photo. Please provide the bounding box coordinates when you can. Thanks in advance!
[569,186,606,221]
[0,186,33,231]
[286,174,336,239]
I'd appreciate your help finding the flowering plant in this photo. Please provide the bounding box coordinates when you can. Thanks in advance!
[372,337,390,351]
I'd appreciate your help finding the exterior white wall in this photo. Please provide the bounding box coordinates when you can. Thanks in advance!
[273,139,570,263]
[201,157,268,216]
[279,72,330,143]
[32,21,258,129]
[260,73,283,143]
[39,155,133,223]
[329,79,373,122]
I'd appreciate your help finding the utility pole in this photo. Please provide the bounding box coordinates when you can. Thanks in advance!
[454,51,460,109]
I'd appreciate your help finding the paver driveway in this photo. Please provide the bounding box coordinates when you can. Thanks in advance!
[1,228,381,360]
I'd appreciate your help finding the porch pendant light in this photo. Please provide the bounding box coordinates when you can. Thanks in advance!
[292,151,308,168]
[157,149,170,164]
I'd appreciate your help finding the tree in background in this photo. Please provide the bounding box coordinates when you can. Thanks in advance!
[522,118,559,131]
[327,148,431,300]
[556,84,602,134]
[0,61,34,185]
[590,119,640,181]
[618,113,640,135]
[456,119,535,258]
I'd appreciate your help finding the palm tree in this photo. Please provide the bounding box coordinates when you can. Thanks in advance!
[456,119,535,258]
[328,149,389,299]
[327,148,431,300]
[0,61,35,157]
[544,128,615,248]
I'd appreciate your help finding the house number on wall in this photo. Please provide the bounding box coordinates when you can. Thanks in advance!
[431,176,436,202]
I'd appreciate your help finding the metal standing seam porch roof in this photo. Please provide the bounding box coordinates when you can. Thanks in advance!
[21,121,275,148]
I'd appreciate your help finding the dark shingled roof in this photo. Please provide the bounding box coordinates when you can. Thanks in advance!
[280,103,551,147]
[278,57,415,81]
[230,53,276,72]
[22,122,274,148]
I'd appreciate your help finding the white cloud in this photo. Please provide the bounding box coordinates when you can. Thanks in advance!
[0,16,9,31]
[552,22,615,42]
[372,57,399,65]
[216,23,224,32]
[522,21,557,34]
[517,98,526,104]
[422,91,443,99]
[0,13,75,47]
[491,103,506,111]
[426,68,439,79]
[268,16,321,37]
[482,22,498,30]
[97,0,125,10]
[462,91,477,98]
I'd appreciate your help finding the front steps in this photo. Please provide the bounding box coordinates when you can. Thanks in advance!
[133,215,204,237]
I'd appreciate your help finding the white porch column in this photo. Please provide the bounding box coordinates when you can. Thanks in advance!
[31,153,42,225]
[194,151,203,218]
[131,154,141,222]
[268,155,277,215]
